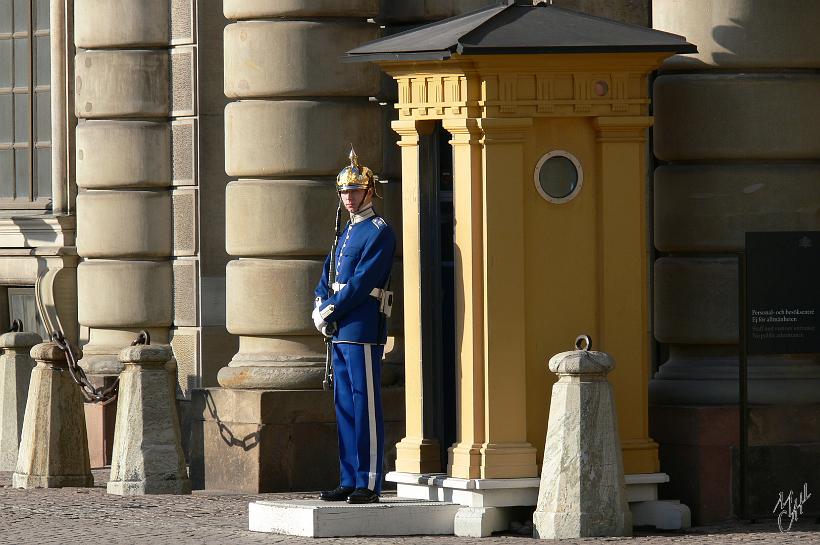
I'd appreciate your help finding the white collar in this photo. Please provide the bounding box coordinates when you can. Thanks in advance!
[350,203,376,224]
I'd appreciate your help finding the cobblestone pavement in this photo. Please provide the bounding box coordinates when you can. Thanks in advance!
[1,470,818,544]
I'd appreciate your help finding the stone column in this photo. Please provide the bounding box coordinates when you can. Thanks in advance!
[476,118,538,479]
[108,344,190,495]
[220,1,381,390]
[651,0,820,522]
[594,116,659,475]
[533,345,631,539]
[74,0,197,465]
[0,331,42,471]
[392,119,441,474]
[13,342,93,489]
[443,118,485,479]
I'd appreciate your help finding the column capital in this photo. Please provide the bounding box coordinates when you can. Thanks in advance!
[391,119,436,143]
[477,117,533,143]
[594,116,653,143]
[442,117,481,136]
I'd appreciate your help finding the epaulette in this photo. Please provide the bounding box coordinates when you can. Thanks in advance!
[372,217,387,230]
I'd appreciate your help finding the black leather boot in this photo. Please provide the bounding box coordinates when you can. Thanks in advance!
[319,486,354,501]
[346,488,379,504]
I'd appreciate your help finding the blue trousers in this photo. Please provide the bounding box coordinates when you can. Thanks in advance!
[332,342,385,494]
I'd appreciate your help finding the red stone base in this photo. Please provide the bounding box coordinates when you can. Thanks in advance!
[651,405,820,524]
[189,387,405,493]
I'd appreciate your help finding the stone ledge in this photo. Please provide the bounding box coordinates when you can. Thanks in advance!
[249,498,460,537]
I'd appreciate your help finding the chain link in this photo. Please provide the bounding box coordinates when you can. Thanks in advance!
[50,329,151,406]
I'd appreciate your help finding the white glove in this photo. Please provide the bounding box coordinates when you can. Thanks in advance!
[312,306,327,333]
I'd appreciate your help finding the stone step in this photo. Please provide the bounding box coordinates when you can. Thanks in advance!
[249,498,461,537]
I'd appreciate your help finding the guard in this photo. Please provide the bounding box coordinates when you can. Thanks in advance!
[313,148,396,504]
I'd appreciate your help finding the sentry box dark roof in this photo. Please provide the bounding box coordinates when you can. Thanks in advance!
[345,1,696,62]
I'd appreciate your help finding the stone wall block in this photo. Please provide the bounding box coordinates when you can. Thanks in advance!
[654,74,820,161]
[76,121,171,189]
[171,327,199,398]
[223,0,378,19]
[75,50,170,119]
[170,46,197,117]
[224,21,379,98]
[77,260,173,327]
[172,189,198,256]
[171,119,197,186]
[655,164,820,252]
[75,0,170,48]
[654,257,738,345]
[378,0,501,23]
[171,0,195,45]
[0,332,42,471]
[76,190,172,258]
[224,100,381,177]
[173,259,199,328]
[225,259,324,335]
[654,0,820,70]
[225,179,338,257]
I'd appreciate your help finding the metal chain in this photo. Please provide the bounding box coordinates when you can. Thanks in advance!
[8,319,22,332]
[50,329,151,406]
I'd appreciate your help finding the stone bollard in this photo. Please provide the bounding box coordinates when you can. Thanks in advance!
[533,337,631,539]
[0,331,43,470]
[13,342,94,488]
[107,344,191,495]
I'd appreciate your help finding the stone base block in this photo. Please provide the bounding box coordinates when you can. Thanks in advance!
[107,478,192,496]
[12,473,94,489]
[651,404,820,523]
[631,500,691,530]
[454,506,531,538]
[624,473,669,502]
[390,472,540,508]
[248,499,460,537]
[390,471,671,509]
[190,387,405,492]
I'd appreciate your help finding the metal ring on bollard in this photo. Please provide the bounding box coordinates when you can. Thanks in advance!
[131,330,151,346]
[575,334,592,351]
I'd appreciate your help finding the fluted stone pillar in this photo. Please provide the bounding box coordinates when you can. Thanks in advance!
[220,3,381,389]
[651,0,820,522]
[0,332,42,471]
[74,0,198,466]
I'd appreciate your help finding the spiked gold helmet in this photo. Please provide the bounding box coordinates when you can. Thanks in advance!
[336,146,379,194]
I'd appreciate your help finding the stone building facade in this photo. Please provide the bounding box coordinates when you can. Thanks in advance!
[0,0,817,524]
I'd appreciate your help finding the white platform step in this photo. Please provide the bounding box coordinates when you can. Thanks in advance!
[249,498,461,537]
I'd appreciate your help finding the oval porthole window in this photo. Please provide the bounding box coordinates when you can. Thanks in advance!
[534,150,583,204]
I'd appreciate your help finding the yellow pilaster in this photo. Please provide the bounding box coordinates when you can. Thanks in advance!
[594,116,659,474]
[391,118,441,474]
[476,118,538,479]
[443,118,485,479]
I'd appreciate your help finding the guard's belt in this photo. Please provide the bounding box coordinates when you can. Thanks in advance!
[332,282,393,318]
[332,282,383,299]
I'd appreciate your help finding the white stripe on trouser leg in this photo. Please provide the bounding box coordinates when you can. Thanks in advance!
[363,343,377,491]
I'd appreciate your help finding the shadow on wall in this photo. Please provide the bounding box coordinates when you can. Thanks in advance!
[550,0,650,27]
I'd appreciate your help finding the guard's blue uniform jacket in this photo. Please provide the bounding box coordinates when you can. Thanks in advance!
[315,204,395,344]
[314,203,395,494]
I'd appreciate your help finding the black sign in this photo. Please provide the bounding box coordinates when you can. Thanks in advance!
[745,232,820,355]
